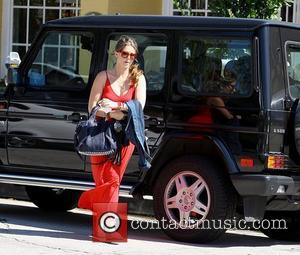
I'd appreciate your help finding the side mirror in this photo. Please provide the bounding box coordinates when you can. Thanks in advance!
[6,52,21,69]
[5,52,21,87]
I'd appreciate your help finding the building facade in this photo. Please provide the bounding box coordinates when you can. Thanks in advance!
[0,0,300,78]
[0,0,164,78]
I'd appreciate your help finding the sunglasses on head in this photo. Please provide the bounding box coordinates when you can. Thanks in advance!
[119,50,137,60]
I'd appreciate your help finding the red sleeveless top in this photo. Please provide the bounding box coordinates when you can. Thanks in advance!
[101,72,135,102]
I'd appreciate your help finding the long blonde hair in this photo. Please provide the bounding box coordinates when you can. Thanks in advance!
[115,35,143,86]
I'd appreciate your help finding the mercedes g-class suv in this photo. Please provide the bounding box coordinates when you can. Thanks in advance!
[1,15,300,243]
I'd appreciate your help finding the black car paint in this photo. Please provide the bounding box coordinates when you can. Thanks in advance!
[0,15,300,212]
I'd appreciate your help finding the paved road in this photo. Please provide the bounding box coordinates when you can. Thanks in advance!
[0,198,299,255]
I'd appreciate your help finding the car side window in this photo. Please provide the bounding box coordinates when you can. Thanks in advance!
[179,35,252,97]
[25,31,94,100]
[106,33,167,94]
[286,43,300,99]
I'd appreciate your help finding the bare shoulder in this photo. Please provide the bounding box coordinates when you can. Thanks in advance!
[138,74,146,87]
[92,71,107,89]
[95,70,107,82]
[139,74,146,82]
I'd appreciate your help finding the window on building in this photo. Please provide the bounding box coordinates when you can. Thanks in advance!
[179,35,252,97]
[173,0,211,16]
[12,0,80,60]
[281,3,294,22]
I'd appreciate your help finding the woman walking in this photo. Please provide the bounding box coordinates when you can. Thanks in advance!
[78,35,146,210]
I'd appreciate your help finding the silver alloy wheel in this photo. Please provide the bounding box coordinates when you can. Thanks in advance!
[163,171,211,228]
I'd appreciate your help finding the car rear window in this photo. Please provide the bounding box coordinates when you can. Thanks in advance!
[179,36,252,97]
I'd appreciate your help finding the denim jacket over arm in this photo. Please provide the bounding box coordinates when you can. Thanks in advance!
[125,100,152,171]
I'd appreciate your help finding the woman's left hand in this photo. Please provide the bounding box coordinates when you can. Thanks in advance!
[98,98,119,109]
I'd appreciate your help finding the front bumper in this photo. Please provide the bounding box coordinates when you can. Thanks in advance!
[231,174,300,196]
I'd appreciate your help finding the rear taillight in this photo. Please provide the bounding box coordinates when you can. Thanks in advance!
[240,158,254,168]
[267,154,288,170]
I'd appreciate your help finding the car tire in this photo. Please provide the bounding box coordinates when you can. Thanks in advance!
[261,211,300,241]
[153,156,236,243]
[25,186,82,212]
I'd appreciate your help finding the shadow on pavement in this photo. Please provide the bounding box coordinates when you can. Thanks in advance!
[0,201,297,247]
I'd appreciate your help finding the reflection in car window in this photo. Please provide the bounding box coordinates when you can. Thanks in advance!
[27,31,94,91]
[179,36,252,97]
[286,44,300,99]
[106,34,167,94]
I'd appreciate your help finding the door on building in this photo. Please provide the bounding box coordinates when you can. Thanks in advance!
[7,30,95,173]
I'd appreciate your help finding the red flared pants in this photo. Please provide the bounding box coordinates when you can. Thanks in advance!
[78,142,135,210]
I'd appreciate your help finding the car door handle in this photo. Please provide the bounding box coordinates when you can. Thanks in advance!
[8,137,35,147]
[146,118,163,127]
[8,136,23,146]
[67,112,83,122]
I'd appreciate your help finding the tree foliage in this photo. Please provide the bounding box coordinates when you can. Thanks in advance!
[173,0,191,15]
[209,0,293,19]
[173,0,293,19]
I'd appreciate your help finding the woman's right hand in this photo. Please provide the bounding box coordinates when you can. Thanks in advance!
[109,110,126,120]
[95,109,109,118]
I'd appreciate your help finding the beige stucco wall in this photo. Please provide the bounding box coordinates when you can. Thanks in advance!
[79,0,162,75]
[81,0,162,15]
[80,0,109,15]
[107,0,162,15]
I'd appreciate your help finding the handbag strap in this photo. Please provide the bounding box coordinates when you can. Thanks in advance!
[89,104,102,120]
[74,104,103,155]
[75,151,111,165]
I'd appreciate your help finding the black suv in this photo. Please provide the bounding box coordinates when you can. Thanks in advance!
[1,15,300,243]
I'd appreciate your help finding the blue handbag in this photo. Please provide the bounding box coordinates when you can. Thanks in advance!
[74,105,118,157]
